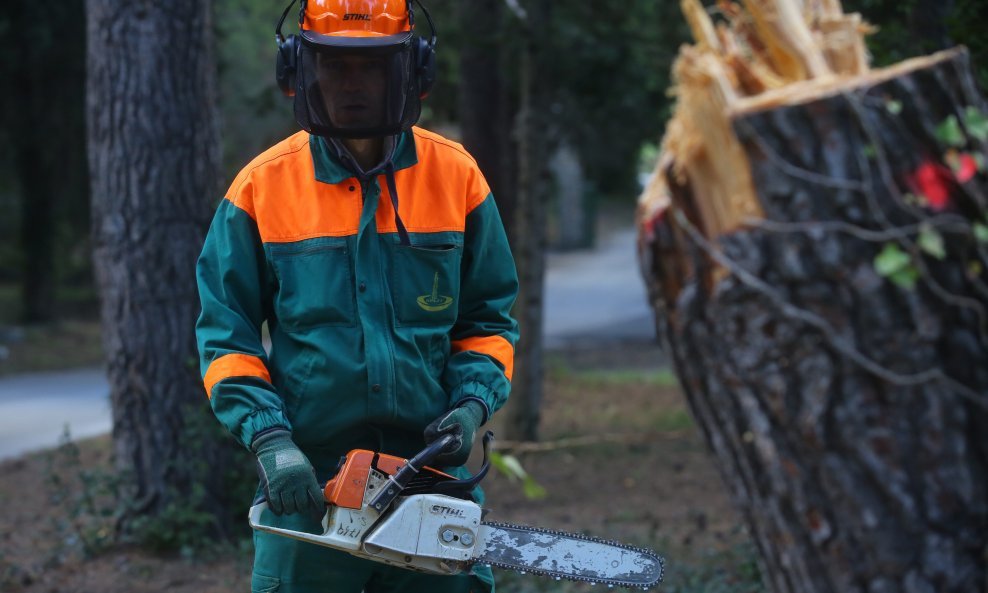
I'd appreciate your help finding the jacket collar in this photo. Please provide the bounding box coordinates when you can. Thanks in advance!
[310,130,418,185]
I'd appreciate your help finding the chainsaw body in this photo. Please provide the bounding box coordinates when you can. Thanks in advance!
[249,438,485,575]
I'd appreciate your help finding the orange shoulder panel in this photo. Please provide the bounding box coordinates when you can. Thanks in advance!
[375,127,492,234]
[225,132,361,243]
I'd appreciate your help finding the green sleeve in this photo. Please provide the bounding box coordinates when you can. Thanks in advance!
[442,194,520,420]
[196,199,290,449]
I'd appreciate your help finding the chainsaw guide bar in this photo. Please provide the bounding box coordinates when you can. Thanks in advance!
[476,521,664,590]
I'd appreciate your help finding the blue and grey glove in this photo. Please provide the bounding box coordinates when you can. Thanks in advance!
[424,399,486,467]
[251,428,324,519]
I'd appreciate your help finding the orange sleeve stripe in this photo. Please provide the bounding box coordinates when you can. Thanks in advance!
[451,335,515,382]
[203,353,271,399]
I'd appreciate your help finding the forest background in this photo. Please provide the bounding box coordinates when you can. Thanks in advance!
[0,1,986,592]
[1,0,985,324]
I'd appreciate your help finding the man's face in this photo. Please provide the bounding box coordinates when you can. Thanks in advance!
[316,53,388,130]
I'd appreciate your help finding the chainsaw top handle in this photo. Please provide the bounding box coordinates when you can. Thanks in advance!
[369,433,459,512]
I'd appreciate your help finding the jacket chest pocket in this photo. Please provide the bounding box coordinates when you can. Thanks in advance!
[270,244,356,331]
[390,243,462,327]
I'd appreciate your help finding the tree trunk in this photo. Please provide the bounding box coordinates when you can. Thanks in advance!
[642,48,988,593]
[458,0,516,230]
[497,0,553,442]
[87,0,238,534]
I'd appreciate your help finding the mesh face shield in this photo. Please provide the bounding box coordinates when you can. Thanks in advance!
[294,32,422,139]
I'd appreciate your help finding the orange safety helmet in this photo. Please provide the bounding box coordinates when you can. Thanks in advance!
[303,0,412,39]
[275,0,437,138]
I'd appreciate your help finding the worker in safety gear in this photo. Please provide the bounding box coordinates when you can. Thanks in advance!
[195,1,518,591]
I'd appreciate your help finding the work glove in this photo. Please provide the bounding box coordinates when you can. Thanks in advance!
[251,428,324,520]
[424,399,486,467]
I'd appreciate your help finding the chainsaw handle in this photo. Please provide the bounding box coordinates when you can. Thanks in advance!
[248,501,330,545]
[369,433,457,512]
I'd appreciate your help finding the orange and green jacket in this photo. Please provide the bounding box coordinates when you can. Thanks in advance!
[196,127,519,451]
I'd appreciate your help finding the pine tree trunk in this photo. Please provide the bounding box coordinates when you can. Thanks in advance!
[642,48,988,593]
[458,0,515,228]
[86,0,237,532]
[494,0,553,442]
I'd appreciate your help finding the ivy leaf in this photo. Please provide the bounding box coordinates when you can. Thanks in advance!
[917,225,946,260]
[489,452,546,500]
[890,267,919,290]
[874,243,912,276]
[974,222,988,243]
[936,115,966,148]
[521,475,547,500]
[964,106,988,142]
[885,99,903,115]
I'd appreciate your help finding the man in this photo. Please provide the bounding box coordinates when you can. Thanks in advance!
[195,1,518,591]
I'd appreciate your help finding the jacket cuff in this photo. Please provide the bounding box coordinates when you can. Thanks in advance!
[240,408,292,450]
[450,383,496,424]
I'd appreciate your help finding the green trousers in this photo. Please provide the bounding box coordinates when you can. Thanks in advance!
[250,426,495,593]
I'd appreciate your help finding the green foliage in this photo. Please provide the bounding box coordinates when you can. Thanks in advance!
[489,451,547,500]
[44,429,124,559]
[974,222,988,243]
[963,106,988,142]
[873,243,918,289]
[845,0,988,88]
[663,542,765,593]
[42,404,257,560]
[128,484,225,558]
[917,225,946,260]
[214,0,299,182]
[544,2,691,199]
[936,115,966,148]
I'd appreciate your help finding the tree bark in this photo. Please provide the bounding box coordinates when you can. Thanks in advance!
[498,0,553,442]
[643,49,988,593]
[87,0,237,532]
[458,0,516,232]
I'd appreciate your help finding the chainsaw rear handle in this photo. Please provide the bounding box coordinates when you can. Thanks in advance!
[369,433,457,511]
[248,500,329,545]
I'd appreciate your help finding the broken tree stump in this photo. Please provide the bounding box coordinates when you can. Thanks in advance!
[637,2,988,591]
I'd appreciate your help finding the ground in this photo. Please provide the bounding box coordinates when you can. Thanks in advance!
[0,339,762,593]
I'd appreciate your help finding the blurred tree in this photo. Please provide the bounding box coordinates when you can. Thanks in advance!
[458,0,516,232]
[845,0,987,87]
[214,0,297,182]
[87,0,247,538]
[0,1,88,323]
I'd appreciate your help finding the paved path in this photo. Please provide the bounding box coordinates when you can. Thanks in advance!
[0,225,656,460]
[543,227,655,349]
[0,368,111,460]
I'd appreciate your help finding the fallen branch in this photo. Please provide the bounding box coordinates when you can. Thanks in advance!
[495,431,691,454]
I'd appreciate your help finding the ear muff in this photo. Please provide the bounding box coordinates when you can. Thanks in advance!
[276,34,299,97]
[414,36,436,99]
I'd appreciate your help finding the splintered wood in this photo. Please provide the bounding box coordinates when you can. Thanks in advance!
[638,0,874,241]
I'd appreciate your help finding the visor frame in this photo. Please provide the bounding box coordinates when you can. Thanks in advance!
[299,29,414,53]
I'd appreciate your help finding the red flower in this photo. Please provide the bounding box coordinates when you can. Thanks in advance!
[953,153,978,183]
[906,160,954,211]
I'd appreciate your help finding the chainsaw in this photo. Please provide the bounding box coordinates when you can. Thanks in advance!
[249,431,665,590]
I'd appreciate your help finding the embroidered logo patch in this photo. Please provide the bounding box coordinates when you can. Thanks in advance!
[417,272,454,312]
